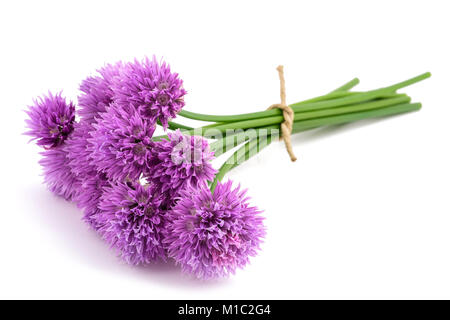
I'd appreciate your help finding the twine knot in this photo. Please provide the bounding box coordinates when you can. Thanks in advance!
[267,65,297,162]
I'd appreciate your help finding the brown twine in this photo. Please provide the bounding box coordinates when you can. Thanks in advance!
[267,65,297,162]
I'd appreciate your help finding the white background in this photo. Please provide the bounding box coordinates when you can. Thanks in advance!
[1,0,449,299]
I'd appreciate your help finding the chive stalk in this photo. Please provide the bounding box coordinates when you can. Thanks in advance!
[210,102,422,191]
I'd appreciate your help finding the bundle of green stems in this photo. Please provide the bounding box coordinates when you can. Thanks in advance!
[154,72,430,191]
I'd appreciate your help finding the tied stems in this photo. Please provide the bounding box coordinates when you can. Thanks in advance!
[210,77,362,192]
[151,72,430,193]
[208,95,410,156]
[178,72,430,123]
[189,94,411,139]
[153,79,366,142]
[209,102,422,192]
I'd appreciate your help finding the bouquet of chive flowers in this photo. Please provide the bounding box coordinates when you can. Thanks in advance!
[24,56,430,279]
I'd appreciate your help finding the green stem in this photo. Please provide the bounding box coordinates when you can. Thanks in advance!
[210,102,421,190]
[291,102,421,132]
[168,121,193,131]
[209,79,360,156]
[188,94,411,138]
[210,135,272,192]
[210,126,278,157]
[179,72,430,123]
[153,78,363,141]
[178,90,354,123]
[329,78,360,93]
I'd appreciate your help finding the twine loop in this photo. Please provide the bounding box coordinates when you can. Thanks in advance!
[267,65,297,162]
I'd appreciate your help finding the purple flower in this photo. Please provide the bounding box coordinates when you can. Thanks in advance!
[90,103,155,182]
[25,92,75,148]
[147,130,216,208]
[112,56,186,129]
[65,121,110,229]
[76,173,110,230]
[96,181,166,264]
[78,62,124,123]
[66,121,96,178]
[164,181,265,279]
[39,145,80,201]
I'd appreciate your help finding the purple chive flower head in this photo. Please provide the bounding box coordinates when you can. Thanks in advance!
[65,122,109,228]
[164,181,265,279]
[25,92,76,148]
[76,173,110,230]
[90,104,155,182]
[39,146,80,201]
[78,62,124,123]
[66,121,96,178]
[147,130,216,207]
[96,181,166,264]
[112,56,186,129]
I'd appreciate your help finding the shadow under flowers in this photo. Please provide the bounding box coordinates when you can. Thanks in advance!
[20,184,229,289]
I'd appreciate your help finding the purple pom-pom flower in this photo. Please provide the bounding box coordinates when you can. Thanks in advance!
[39,146,80,201]
[66,121,97,178]
[164,180,265,279]
[76,173,110,230]
[90,104,156,182]
[65,121,109,228]
[96,181,166,264]
[147,130,216,207]
[25,92,75,148]
[78,62,123,123]
[112,56,186,129]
